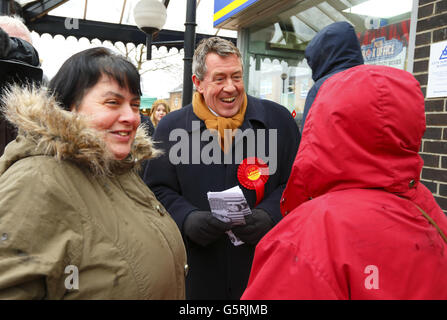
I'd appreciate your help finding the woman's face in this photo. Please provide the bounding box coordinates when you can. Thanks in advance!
[154,105,167,121]
[73,75,141,160]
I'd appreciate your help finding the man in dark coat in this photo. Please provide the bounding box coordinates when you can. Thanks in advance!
[1,25,42,156]
[301,21,364,132]
[143,37,300,299]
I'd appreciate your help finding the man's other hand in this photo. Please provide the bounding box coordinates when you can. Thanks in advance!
[183,211,231,247]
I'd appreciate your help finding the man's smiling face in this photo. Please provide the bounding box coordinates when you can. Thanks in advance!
[193,53,245,118]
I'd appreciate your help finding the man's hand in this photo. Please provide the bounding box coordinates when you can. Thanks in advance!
[183,211,232,247]
[232,208,274,245]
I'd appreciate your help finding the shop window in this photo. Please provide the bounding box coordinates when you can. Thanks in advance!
[358,19,410,70]
[244,0,414,117]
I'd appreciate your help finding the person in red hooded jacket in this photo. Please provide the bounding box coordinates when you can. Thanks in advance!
[241,64,447,300]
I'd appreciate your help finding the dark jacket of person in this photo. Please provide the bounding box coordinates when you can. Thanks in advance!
[1,27,42,156]
[139,114,155,178]
[301,21,364,131]
[140,113,155,137]
[144,95,300,299]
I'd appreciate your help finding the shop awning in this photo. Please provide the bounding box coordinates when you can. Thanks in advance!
[26,14,235,50]
[214,0,369,32]
[16,0,236,49]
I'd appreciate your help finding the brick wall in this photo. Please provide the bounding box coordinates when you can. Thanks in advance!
[414,0,447,212]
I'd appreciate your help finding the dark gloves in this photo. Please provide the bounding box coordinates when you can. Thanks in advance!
[232,208,274,245]
[183,211,232,247]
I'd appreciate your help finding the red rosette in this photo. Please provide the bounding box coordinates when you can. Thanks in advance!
[292,110,297,118]
[238,157,269,206]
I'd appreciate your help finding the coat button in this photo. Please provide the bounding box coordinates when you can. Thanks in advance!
[409,179,416,188]
[184,264,189,277]
[156,204,164,216]
[281,198,285,203]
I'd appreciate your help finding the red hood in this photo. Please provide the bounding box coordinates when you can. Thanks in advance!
[281,65,426,216]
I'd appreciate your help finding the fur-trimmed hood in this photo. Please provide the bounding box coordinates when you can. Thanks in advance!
[0,85,161,176]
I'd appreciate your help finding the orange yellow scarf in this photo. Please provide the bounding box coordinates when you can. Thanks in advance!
[192,92,247,153]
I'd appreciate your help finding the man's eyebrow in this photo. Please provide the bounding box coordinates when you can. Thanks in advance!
[213,70,242,77]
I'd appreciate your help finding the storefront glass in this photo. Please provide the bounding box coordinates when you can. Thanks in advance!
[245,0,414,121]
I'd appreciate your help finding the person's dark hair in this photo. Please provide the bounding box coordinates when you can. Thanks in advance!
[49,47,141,111]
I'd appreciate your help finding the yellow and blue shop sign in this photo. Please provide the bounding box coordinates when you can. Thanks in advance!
[213,0,259,27]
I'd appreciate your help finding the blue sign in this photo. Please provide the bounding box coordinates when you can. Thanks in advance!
[361,37,404,63]
[440,45,447,60]
[214,0,259,27]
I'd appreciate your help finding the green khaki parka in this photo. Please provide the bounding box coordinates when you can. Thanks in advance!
[0,87,186,299]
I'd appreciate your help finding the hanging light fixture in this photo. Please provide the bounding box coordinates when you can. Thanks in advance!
[133,0,167,60]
